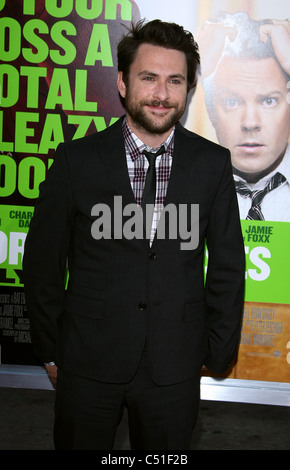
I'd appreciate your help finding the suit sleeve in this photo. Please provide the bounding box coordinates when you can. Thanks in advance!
[23,143,75,363]
[204,151,245,374]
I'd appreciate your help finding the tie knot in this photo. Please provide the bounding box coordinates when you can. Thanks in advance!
[143,145,165,166]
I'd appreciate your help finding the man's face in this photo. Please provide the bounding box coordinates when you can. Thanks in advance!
[117,43,188,143]
[211,56,290,179]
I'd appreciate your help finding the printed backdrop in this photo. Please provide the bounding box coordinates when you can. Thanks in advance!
[0,0,289,383]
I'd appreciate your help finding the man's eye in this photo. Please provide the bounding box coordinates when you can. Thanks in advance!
[224,97,240,108]
[261,97,277,107]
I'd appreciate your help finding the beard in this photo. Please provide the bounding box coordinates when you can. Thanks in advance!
[124,94,187,136]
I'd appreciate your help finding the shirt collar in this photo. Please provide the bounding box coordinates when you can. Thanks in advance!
[122,117,174,162]
[274,144,290,184]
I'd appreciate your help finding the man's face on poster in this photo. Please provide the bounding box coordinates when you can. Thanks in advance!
[210,56,290,179]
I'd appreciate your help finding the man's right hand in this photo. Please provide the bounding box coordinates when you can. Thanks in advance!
[45,364,58,387]
[195,21,237,79]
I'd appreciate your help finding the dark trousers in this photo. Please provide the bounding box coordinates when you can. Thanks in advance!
[54,351,200,450]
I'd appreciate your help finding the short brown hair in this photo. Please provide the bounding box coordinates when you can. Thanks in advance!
[117,19,200,92]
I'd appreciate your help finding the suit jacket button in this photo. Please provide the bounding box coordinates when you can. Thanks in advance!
[138,303,147,310]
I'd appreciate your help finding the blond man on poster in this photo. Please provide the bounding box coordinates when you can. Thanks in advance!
[198,13,290,221]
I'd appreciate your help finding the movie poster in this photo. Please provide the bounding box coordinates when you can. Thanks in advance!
[190,1,290,383]
[0,0,141,364]
[0,0,289,383]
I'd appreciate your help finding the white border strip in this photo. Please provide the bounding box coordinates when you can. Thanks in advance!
[200,377,290,407]
[0,365,290,406]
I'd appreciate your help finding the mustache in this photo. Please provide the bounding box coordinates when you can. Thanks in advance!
[147,100,175,108]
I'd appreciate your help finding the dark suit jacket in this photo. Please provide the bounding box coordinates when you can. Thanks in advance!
[23,117,245,385]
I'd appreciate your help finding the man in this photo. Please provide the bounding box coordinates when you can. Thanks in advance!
[199,13,290,221]
[23,19,245,450]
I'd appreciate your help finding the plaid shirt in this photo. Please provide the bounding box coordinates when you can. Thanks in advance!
[122,118,174,244]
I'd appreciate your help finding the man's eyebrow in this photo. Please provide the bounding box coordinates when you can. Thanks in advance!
[217,87,284,96]
[257,90,284,97]
[169,73,186,80]
[138,70,158,77]
[138,70,186,80]
[216,87,239,95]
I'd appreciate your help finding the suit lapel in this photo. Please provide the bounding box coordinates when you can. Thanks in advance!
[97,118,148,249]
[151,123,200,247]
[98,117,136,206]
[164,123,199,206]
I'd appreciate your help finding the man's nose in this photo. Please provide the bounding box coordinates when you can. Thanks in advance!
[153,80,170,101]
[241,103,261,132]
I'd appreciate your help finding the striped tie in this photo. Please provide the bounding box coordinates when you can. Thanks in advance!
[142,146,165,236]
[235,172,286,220]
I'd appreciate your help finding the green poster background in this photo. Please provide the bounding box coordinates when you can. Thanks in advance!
[0,0,140,364]
[242,220,290,304]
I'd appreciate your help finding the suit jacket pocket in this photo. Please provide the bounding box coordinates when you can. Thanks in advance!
[64,292,104,319]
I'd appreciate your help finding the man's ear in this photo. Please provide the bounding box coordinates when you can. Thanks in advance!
[117,71,127,98]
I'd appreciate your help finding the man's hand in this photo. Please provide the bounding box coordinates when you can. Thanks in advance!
[45,364,58,387]
[260,20,290,74]
[196,18,290,79]
[195,21,237,79]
